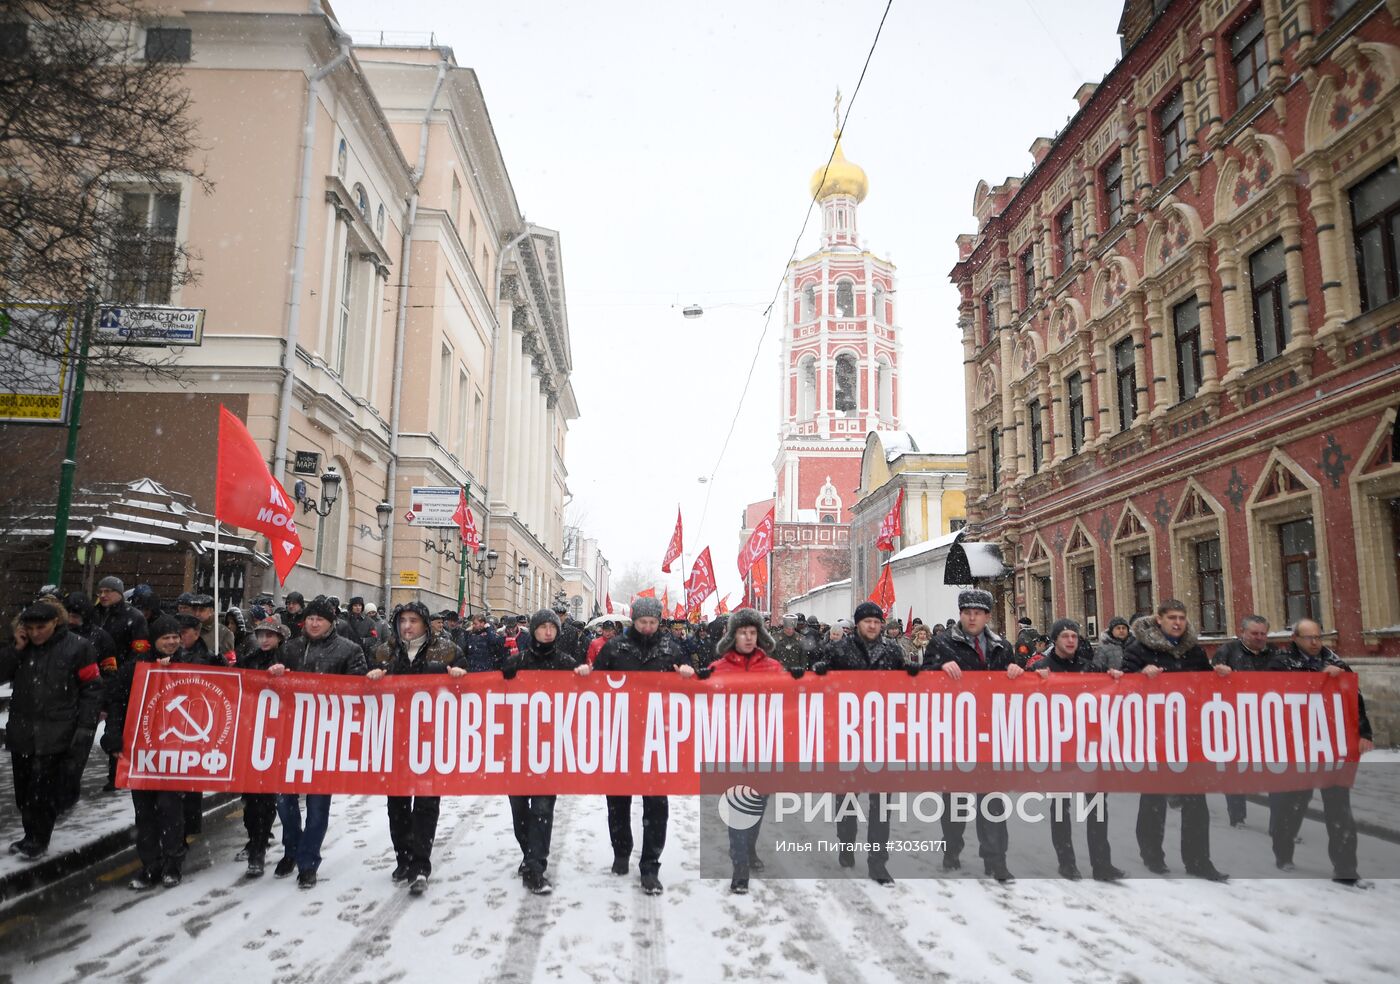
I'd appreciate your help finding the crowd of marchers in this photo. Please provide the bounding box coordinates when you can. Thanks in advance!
[0,577,1376,900]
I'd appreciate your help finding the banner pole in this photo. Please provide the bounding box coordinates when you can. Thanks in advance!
[213,518,221,645]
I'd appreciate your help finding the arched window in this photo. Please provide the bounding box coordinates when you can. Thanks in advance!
[353,183,369,220]
[873,284,885,322]
[835,280,855,318]
[834,353,859,414]
[336,139,347,179]
[801,285,816,321]
[797,356,816,420]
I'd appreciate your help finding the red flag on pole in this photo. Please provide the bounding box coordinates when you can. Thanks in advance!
[876,487,904,552]
[605,593,613,614]
[452,488,480,552]
[906,605,913,631]
[716,594,730,615]
[635,588,656,599]
[869,563,895,617]
[749,556,768,610]
[685,547,717,612]
[661,508,683,574]
[215,406,303,585]
[662,587,670,614]
[738,506,775,578]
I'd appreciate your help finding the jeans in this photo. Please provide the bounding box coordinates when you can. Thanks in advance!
[387,796,441,877]
[132,789,187,877]
[10,752,64,849]
[1049,795,1112,872]
[1137,793,1211,870]
[941,793,1009,864]
[277,794,332,873]
[835,793,892,875]
[508,795,556,877]
[606,795,668,875]
[1269,786,1358,879]
[242,793,277,860]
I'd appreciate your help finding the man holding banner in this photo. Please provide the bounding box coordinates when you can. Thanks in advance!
[577,595,693,896]
[924,588,1019,882]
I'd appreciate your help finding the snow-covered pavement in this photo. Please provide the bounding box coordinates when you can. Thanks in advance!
[0,789,1396,983]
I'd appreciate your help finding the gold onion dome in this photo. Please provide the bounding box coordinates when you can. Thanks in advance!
[809,131,868,203]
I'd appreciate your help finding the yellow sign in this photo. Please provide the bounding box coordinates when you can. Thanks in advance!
[399,570,419,586]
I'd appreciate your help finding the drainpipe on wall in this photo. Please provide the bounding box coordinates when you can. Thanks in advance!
[271,12,351,605]
[480,227,532,610]
[381,53,451,610]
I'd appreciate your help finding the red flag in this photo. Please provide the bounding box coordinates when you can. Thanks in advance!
[748,556,768,610]
[869,563,895,617]
[215,406,303,584]
[605,593,614,614]
[738,506,775,578]
[661,508,683,574]
[662,587,670,614]
[635,588,656,599]
[685,547,717,612]
[876,488,905,551]
[452,489,480,552]
[716,594,730,615]
[906,605,913,632]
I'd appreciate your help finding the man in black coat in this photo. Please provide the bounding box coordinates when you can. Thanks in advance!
[1,602,103,859]
[1028,620,1127,881]
[459,612,503,672]
[270,598,368,889]
[576,596,693,895]
[367,601,466,895]
[58,593,118,811]
[812,601,908,884]
[91,575,152,790]
[235,616,291,877]
[1122,599,1227,881]
[277,590,307,639]
[922,589,1020,881]
[104,614,223,888]
[1266,618,1374,887]
[501,609,578,895]
[1210,614,1275,826]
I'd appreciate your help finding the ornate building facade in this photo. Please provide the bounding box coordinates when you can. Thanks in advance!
[951,0,1400,740]
[747,125,905,612]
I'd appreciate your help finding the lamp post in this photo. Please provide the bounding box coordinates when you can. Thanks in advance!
[297,466,341,517]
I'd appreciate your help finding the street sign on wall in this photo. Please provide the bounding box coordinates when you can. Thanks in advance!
[406,486,461,528]
[95,305,205,346]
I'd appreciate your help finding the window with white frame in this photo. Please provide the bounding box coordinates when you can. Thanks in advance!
[110,189,180,304]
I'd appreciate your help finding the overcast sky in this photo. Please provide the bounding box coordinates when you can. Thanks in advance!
[335,0,1126,603]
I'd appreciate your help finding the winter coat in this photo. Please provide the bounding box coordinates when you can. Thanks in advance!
[1121,616,1210,673]
[709,648,786,675]
[280,629,368,676]
[504,638,578,673]
[1095,630,1128,671]
[71,620,119,676]
[594,627,688,673]
[772,631,809,670]
[91,599,150,666]
[823,632,908,671]
[558,621,586,664]
[1212,639,1276,672]
[102,646,224,755]
[1269,643,1373,742]
[275,607,307,639]
[1026,644,1111,674]
[373,630,465,675]
[0,625,103,755]
[238,641,285,673]
[343,612,382,651]
[923,623,1016,671]
[201,621,238,664]
[586,635,609,666]
[461,627,505,673]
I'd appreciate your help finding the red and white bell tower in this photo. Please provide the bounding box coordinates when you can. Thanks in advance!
[749,110,902,610]
[775,124,901,526]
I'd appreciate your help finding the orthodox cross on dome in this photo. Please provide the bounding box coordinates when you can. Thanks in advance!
[833,87,843,134]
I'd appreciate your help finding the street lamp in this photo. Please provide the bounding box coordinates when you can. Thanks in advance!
[503,556,530,585]
[298,466,341,517]
[467,547,500,579]
[356,500,394,541]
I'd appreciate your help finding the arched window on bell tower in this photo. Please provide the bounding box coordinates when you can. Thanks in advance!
[798,356,816,420]
[835,280,855,319]
[834,353,859,415]
[876,357,892,420]
[816,477,843,523]
[801,284,816,321]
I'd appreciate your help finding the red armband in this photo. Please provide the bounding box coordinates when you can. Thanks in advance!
[132,639,151,655]
[77,662,101,683]
[223,650,237,666]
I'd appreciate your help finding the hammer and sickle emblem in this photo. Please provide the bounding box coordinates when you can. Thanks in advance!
[159,694,214,743]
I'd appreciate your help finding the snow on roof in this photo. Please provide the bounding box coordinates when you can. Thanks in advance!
[889,528,961,563]
[874,430,921,462]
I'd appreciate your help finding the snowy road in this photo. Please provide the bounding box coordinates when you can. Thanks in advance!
[0,791,1396,983]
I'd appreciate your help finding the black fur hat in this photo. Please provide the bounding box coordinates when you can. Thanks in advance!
[714,608,775,657]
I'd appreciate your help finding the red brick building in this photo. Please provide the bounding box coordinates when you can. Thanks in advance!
[951,0,1400,740]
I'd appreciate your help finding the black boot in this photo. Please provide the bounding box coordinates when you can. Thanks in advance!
[730,865,749,894]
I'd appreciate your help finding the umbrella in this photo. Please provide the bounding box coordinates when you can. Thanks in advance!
[587,614,631,629]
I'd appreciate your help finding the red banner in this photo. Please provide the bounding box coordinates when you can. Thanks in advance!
[876,487,904,551]
[215,405,303,583]
[869,563,895,616]
[686,547,717,612]
[738,507,774,578]
[453,489,479,553]
[605,593,614,615]
[661,508,683,574]
[117,665,1362,797]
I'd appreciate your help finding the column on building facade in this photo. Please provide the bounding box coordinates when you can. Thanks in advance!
[1214,229,1249,380]
[1049,366,1069,463]
[507,325,525,508]
[1190,247,1222,394]
[1181,71,1201,161]
[527,365,542,535]
[997,276,1018,483]
[1279,193,1314,351]
[1014,395,1030,482]
[1092,332,1113,446]
[1130,295,1150,427]
[960,314,982,500]
[1200,35,1223,144]
[1262,1,1286,90]
[1143,284,1171,419]
[1305,160,1348,341]
[1133,107,1153,203]
[535,385,550,536]
[1077,338,1099,446]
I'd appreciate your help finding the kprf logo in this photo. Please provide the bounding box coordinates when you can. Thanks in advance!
[130,669,241,782]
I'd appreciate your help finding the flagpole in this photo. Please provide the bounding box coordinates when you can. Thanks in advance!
[457,482,470,617]
[213,518,220,643]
